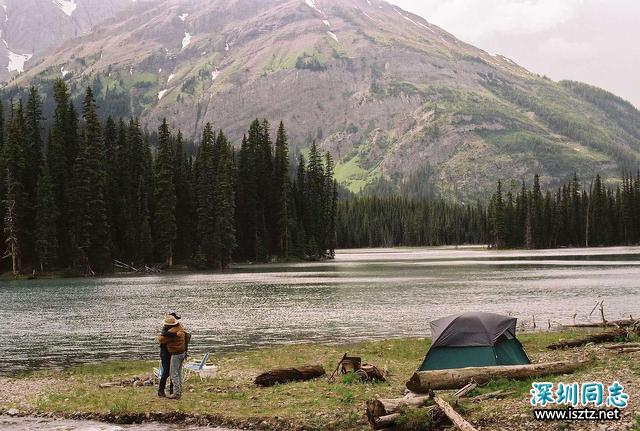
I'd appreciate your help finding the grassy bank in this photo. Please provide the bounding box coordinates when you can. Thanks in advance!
[2,330,639,430]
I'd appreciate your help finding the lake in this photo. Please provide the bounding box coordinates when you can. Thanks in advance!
[1,246,640,374]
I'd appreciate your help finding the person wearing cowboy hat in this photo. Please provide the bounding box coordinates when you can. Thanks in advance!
[157,312,181,397]
[157,314,186,399]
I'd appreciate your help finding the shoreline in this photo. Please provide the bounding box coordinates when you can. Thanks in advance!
[4,244,640,282]
[2,330,639,431]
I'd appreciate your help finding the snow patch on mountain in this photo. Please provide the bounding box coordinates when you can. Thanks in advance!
[182,32,191,49]
[211,68,220,80]
[7,50,32,73]
[225,41,229,51]
[322,19,330,27]
[327,31,338,42]
[361,10,377,22]
[168,73,175,83]
[304,0,324,16]
[395,8,433,33]
[179,13,189,21]
[2,5,7,23]
[158,89,168,100]
[61,66,71,78]
[53,0,77,17]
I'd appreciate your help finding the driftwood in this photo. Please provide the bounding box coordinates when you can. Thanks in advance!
[372,413,400,430]
[616,348,640,353]
[546,328,630,349]
[433,396,478,431]
[454,382,477,398]
[366,393,433,418]
[406,360,590,392]
[254,365,325,387]
[603,342,640,350]
[471,389,515,401]
[565,318,638,328]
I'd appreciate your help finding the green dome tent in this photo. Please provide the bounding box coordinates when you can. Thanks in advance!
[419,312,530,371]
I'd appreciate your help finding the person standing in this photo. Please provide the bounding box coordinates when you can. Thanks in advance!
[157,314,186,399]
[157,312,181,397]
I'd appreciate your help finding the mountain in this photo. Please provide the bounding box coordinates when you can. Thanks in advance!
[7,0,640,197]
[0,0,138,80]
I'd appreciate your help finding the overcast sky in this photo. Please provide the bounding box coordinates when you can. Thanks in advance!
[391,0,640,108]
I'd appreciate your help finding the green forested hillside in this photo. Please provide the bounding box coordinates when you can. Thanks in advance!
[0,80,338,275]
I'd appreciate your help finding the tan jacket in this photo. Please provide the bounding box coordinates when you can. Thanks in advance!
[157,323,186,354]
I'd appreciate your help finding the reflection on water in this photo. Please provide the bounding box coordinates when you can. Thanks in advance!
[1,246,639,373]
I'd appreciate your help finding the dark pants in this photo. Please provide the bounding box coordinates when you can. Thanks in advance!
[158,347,173,395]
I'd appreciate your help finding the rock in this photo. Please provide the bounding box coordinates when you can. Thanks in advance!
[143,379,154,386]
[7,408,19,416]
[133,380,144,387]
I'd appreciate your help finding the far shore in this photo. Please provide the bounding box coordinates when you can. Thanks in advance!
[5,244,640,282]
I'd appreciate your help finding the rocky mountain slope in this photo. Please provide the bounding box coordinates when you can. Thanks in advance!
[8,0,640,197]
[0,0,138,81]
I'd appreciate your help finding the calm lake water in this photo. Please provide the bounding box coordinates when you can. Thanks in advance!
[1,246,640,374]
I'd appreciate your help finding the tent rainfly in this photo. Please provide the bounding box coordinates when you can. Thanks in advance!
[419,311,530,371]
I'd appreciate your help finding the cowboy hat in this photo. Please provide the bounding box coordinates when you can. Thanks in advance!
[163,315,179,326]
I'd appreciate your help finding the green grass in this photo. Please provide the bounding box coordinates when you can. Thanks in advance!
[5,329,637,430]
[263,50,298,75]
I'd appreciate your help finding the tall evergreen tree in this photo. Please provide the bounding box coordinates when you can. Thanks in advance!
[2,101,27,272]
[194,123,216,266]
[35,163,58,271]
[174,130,196,263]
[71,87,111,273]
[214,130,236,268]
[153,119,177,266]
[236,133,257,261]
[272,121,289,256]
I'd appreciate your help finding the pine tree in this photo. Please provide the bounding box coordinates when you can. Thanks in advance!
[236,133,257,261]
[194,123,216,266]
[47,79,75,267]
[153,119,177,266]
[272,121,289,256]
[23,86,44,266]
[531,174,543,248]
[35,164,58,271]
[214,130,236,267]
[3,170,19,274]
[103,116,121,257]
[174,130,196,263]
[292,154,308,258]
[3,101,27,272]
[492,180,506,248]
[306,142,325,257]
[324,152,338,257]
[71,87,111,273]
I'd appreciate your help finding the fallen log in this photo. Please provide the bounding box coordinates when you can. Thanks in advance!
[617,348,640,353]
[564,318,638,328]
[471,389,515,401]
[603,342,640,350]
[254,365,325,387]
[366,394,432,418]
[547,328,629,349]
[372,413,400,430]
[454,382,477,398]
[433,396,477,431]
[406,360,590,392]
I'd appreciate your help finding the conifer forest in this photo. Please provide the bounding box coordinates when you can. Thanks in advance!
[2,81,640,275]
[0,80,338,274]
